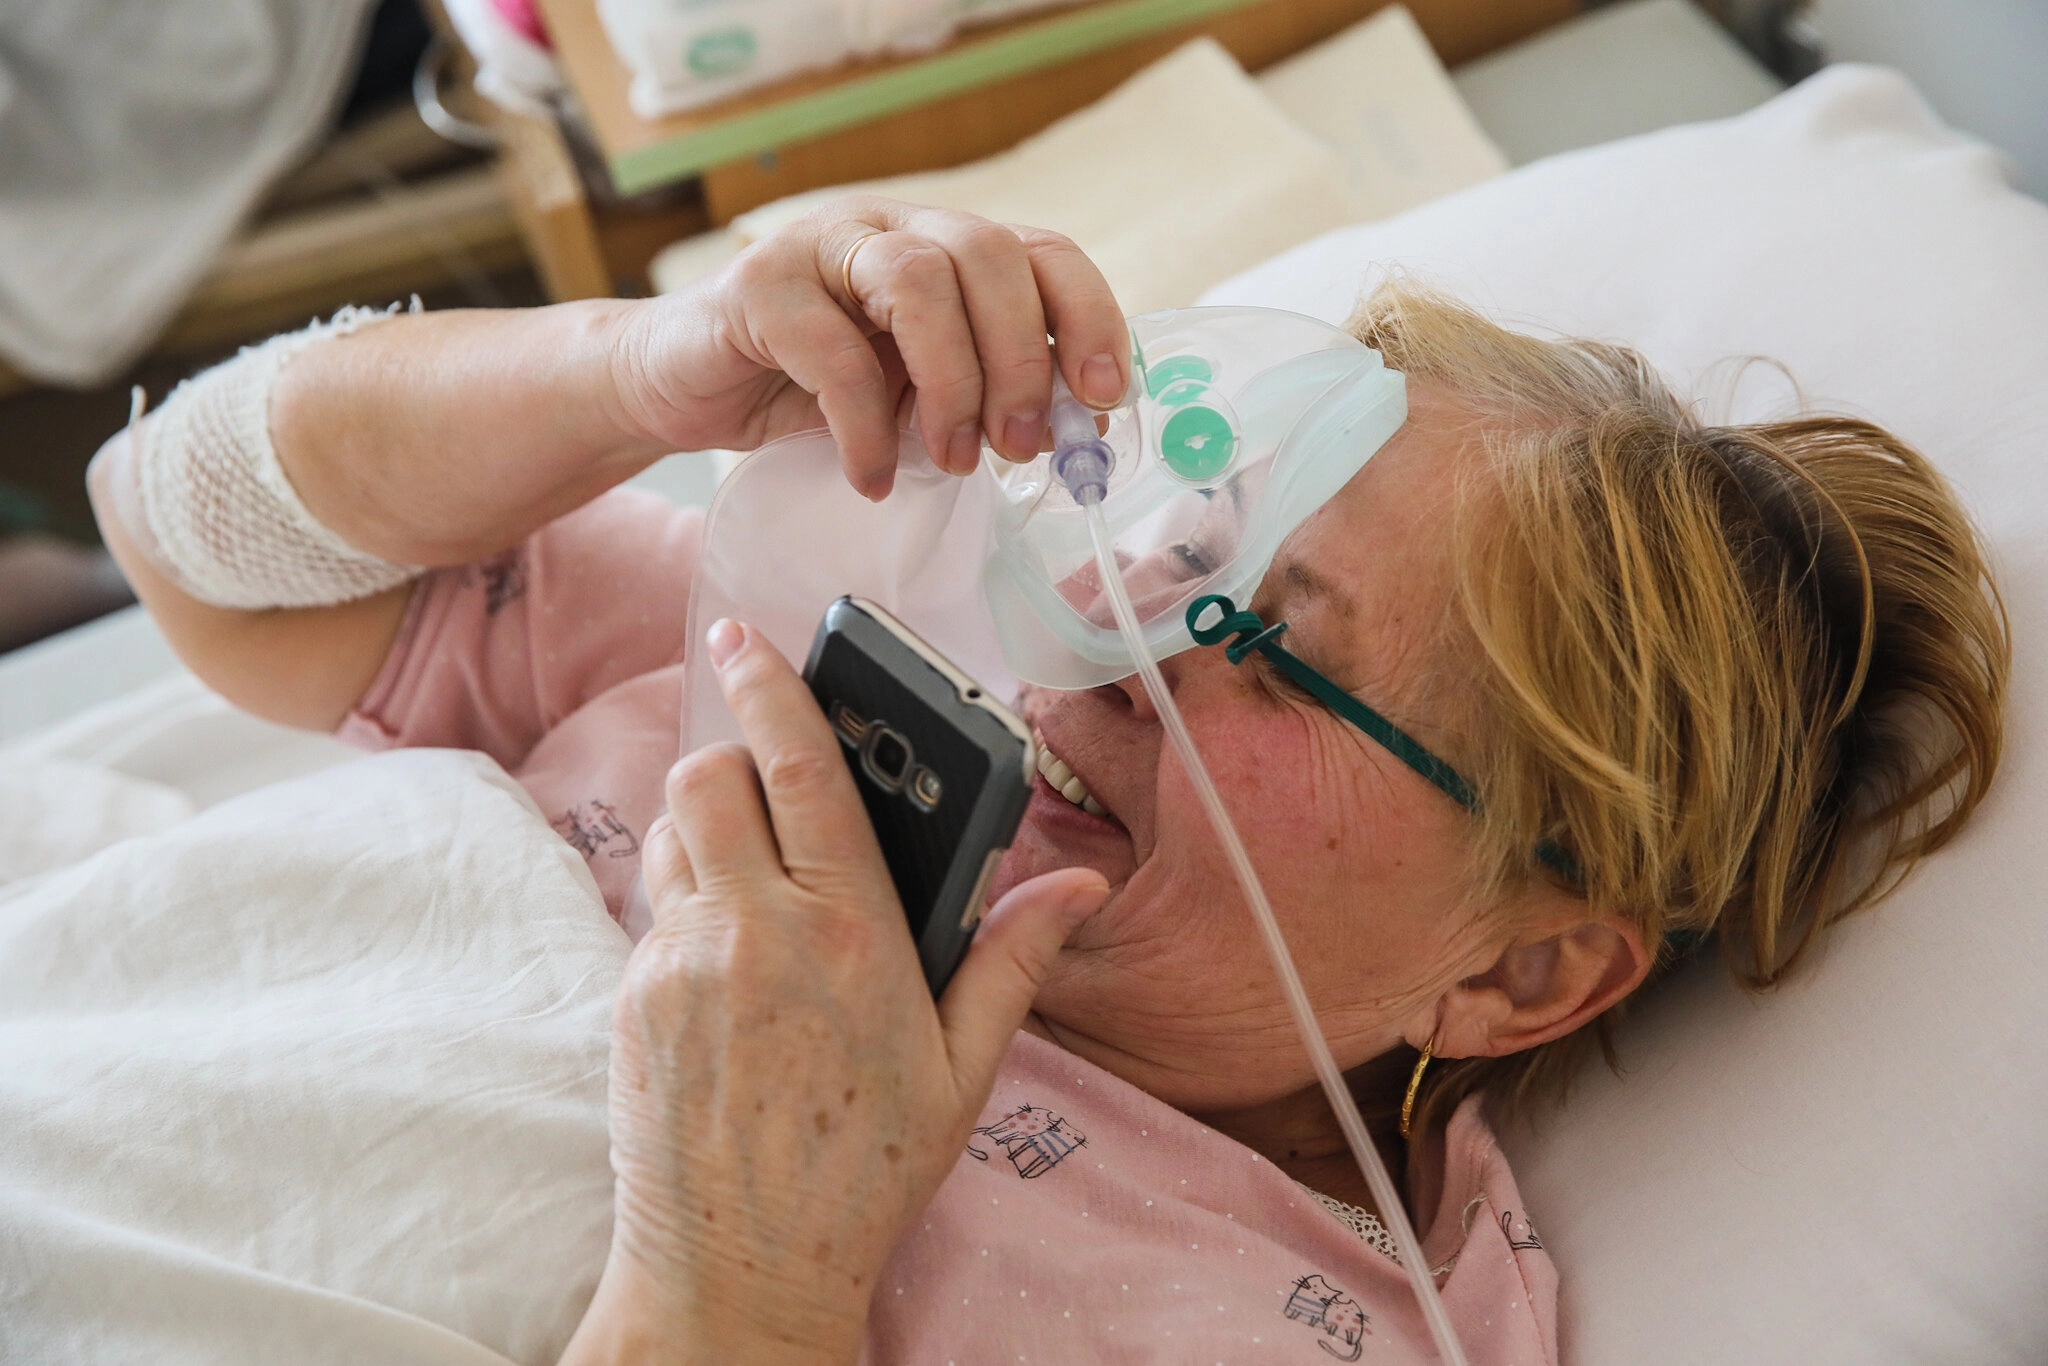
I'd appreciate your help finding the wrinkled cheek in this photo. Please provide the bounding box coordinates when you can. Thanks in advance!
[1048,857,1264,997]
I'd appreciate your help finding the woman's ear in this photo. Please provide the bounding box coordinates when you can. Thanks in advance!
[1428,907,1651,1060]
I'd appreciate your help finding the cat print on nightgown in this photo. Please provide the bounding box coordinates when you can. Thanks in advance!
[1283,1273,1372,1361]
[966,1104,1087,1179]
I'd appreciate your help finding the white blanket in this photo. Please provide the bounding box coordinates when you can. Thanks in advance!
[0,750,624,1366]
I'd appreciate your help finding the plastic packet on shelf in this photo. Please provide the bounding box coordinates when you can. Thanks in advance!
[599,0,853,119]
[598,0,1100,120]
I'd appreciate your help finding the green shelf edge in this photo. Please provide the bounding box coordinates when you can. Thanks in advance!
[608,0,1266,193]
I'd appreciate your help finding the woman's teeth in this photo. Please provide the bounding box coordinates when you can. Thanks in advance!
[1034,734,1107,817]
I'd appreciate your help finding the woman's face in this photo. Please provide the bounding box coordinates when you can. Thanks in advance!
[996,387,1518,1112]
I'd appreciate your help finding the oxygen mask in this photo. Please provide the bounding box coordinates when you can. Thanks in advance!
[985,306,1406,689]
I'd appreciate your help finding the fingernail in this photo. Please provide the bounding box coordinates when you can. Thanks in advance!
[1081,353,1124,407]
[1059,875,1110,929]
[1003,411,1044,460]
[947,422,982,474]
[706,617,744,667]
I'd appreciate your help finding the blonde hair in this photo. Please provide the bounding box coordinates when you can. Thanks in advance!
[1344,283,2010,1128]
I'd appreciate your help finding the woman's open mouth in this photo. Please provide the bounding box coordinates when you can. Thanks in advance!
[1034,729,1107,817]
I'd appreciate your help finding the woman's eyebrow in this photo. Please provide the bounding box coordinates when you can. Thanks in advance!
[1280,557,1361,624]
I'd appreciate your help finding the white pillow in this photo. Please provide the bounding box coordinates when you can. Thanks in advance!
[1256,3,1507,203]
[1204,67,2048,1364]
[721,37,1376,315]
[0,750,624,1366]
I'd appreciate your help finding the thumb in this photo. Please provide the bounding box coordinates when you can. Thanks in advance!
[935,866,1108,1098]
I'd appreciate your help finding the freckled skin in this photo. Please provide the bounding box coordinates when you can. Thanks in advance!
[993,388,1511,1118]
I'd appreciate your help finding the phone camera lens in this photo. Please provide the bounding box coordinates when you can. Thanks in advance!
[863,726,913,791]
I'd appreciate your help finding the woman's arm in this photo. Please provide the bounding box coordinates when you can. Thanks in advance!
[268,299,663,567]
[92,300,645,731]
[92,496,415,732]
[92,198,1129,732]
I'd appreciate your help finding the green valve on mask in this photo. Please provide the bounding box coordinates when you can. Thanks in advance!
[1145,354,1213,397]
[1159,404,1236,481]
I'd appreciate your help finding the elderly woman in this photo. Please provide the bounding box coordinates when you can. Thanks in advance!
[92,199,2006,1362]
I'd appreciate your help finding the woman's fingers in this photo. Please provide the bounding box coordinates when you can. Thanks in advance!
[815,200,1127,471]
[707,619,889,892]
[895,208,1053,465]
[639,811,696,908]
[724,258,903,500]
[937,868,1108,1094]
[656,744,783,902]
[838,227,989,475]
[706,197,1128,495]
[1013,224,1130,409]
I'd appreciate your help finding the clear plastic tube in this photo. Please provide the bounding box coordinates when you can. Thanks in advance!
[1063,426,1470,1363]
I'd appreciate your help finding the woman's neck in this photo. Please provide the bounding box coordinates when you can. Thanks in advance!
[1188,1050,1416,1218]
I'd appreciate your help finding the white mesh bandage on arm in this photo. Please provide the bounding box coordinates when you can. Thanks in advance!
[107,306,423,610]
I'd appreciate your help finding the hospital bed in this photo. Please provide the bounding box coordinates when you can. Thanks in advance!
[7,3,2046,1361]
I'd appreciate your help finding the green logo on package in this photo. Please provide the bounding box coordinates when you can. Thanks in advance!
[687,27,756,78]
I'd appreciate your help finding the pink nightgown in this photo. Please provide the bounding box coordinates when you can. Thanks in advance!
[336,487,1559,1364]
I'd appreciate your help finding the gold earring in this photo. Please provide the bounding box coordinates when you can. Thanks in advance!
[1399,1041,1433,1140]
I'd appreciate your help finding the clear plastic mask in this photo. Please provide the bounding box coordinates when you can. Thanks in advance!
[984,307,1407,689]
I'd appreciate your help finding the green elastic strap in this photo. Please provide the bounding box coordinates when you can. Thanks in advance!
[1185,595,1582,884]
[1188,595,1477,809]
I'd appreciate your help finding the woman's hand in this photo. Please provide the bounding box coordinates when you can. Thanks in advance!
[561,619,1108,1365]
[609,195,1131,500]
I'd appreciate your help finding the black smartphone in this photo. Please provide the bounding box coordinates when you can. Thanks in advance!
[803,596,1035,996]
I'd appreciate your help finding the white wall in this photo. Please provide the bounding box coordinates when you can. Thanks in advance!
[1809,0,2048,198]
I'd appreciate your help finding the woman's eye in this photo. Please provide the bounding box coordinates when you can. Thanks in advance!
[1248,648,1313,701]
[1169,541,1215,578]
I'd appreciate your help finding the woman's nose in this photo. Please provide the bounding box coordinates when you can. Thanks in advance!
[1112,552,1199,620]
[1062,548,1199,633]
[1110,639,1228,722]
[1110,667,1158,720]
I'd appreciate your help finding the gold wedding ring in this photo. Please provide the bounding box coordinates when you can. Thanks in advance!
[839,229,884,306]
